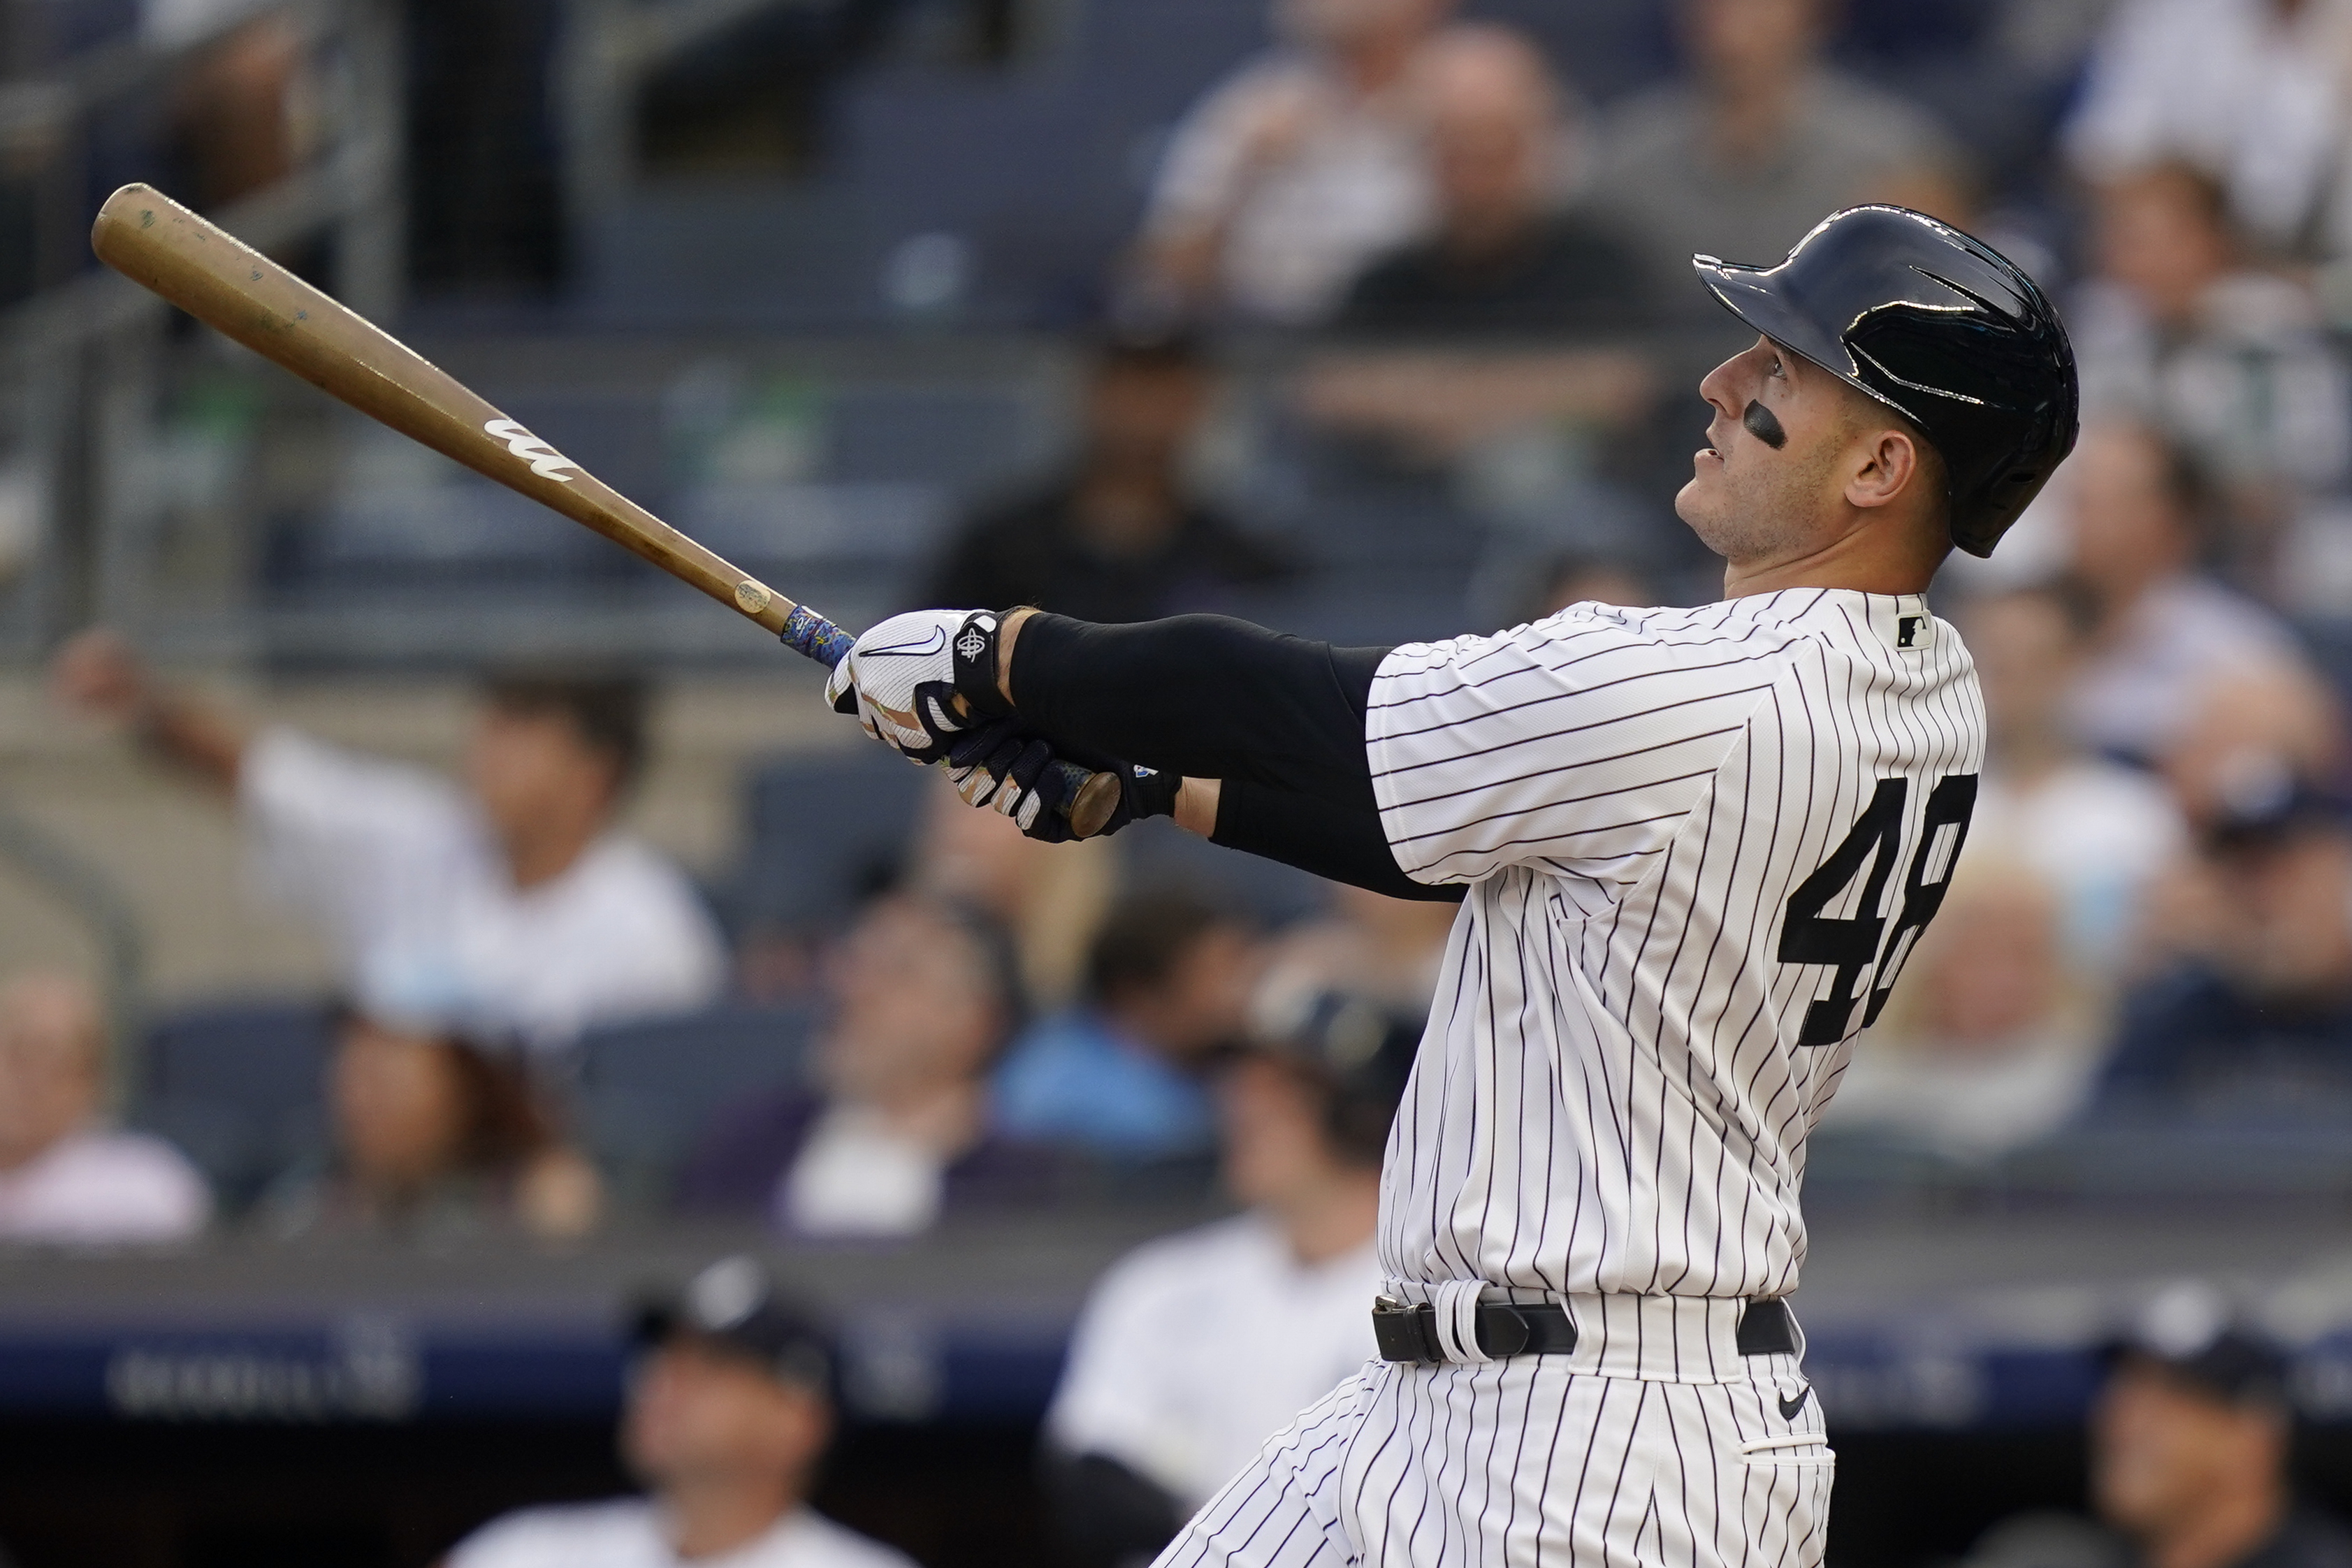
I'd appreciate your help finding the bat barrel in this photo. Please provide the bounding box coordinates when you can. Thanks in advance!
[91,182,1123,841]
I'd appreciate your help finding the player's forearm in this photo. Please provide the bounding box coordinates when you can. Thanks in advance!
[138,694,247,793]
[1000,610,1388,812]
[1210,780,1464,903]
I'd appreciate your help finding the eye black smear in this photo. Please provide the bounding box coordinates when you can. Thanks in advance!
[1743,400,1787,450]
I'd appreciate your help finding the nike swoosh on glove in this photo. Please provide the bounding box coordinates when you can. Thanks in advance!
[945,718,1181,843]
[823,608,1007,764]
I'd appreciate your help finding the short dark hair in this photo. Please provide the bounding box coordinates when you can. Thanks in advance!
[328,1007,556,1180]
[481,672,650,793]
[1085,887,1233,1003]
[1091,325,1209,379]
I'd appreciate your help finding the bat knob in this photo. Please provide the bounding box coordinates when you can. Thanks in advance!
[1067,769,1124,840]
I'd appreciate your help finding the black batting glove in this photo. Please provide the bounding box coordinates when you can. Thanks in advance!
[943,719,1179,843]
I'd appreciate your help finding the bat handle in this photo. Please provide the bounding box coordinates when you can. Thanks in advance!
[781,604,862,669]
[781,606,1124,841]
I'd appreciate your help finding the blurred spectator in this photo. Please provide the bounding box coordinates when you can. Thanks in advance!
[2062,0,2352,263]
[1333,27,1650,340]
[921,335,1291,625]
[1258,882,1457,1024]
[2093,1293,2351,1568]
[50,634,724,1051]
[1588,0,1969,333]
[678,894,1054,1238]
[1822,857,2102,1161]
[2069,164,2351,574]
[911,774,1118,1010]
[2057,424,2314,767]
[1131,0,1463,327]
[2158,669,2348,836]
[1298,26,1658,463]
[152,8,316,210]
[993,889,1260,1161]
[0,974,208,1246]
[1043,995,1413,1566]
[449,1256,913,1568]
[1967,583,2187,975]
[264,1012,600,1240]
[2090,790,2352,1120]
[1965,1286,2351,1568]
[1523,553,1654,623]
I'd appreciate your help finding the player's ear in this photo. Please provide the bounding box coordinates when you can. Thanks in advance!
[1844,426,1920,514]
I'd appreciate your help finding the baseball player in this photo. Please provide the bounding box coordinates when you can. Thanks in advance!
[827,206,2078,1565]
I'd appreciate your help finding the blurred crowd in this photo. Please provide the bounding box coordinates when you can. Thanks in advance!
[10,0,2352,1238]
[18,0,2352,1562]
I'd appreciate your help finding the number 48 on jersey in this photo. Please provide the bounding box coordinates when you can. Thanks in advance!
[1778,774,1978,1047]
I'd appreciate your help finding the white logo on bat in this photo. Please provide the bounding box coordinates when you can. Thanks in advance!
[483,419,578,482]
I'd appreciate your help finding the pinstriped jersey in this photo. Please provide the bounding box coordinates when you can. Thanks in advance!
[1364,588,1984,1300]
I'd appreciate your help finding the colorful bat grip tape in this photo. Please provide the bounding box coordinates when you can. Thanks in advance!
[780,604,859,669]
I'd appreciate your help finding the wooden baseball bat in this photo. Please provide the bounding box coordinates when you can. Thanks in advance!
[89,183,1121,839]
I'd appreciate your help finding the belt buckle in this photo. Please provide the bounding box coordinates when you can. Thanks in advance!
[1371,1295,1444,1365]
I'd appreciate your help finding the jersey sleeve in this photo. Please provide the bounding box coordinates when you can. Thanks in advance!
[238,725,477,929]
[1364,609,1783,887]
[1044,1240,1191,1487]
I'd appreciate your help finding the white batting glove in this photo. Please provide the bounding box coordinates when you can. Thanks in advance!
[824,608,1008,764]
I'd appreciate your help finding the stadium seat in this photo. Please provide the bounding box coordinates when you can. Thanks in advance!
[824,384,1043,492]
[131,1000,338,1212]
[729,746,934,936]
[672,480,951,569]
[573,1004,817,1205]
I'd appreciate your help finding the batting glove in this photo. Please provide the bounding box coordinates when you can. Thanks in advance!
[945,718,1180,843]
[824,608,1010,764]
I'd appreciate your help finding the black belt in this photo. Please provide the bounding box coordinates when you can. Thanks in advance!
[1372,1295,1798,1365]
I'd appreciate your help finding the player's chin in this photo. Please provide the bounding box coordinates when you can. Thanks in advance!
[1673,473,1718,529]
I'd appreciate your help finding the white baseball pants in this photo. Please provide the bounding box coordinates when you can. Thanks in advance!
[1153,1295,1833,1568]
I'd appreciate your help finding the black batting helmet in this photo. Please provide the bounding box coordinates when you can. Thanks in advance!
[1692,205,2079,558]
[1251,992,1421,1166]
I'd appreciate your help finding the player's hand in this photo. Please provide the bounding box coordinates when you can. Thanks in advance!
[50,628,150,722]
[944,719,1178,843]
[823,608,1008,764]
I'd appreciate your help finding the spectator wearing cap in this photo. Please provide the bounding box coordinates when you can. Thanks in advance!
[0,973,209,1246]
[49,634,724,1052]
[992,890,1261,1162]
[1041,994,1414,1568]
[448,1255,914,1568]
[678,894,1057,1237]
[1587,0,1969,342]
[1256,880,1460,1024]
[263,1010,600,1241]
[919,335,1291,628]
[2088,787,2352,1121]
[1966,1286,2352,1568]
[1129,0,1467,328]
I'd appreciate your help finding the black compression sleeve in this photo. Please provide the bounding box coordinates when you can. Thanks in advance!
[1212,781,1465,904]
[1009,613,1389,812]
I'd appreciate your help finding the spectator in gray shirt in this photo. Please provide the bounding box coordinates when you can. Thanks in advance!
[1588,0,1970,341]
